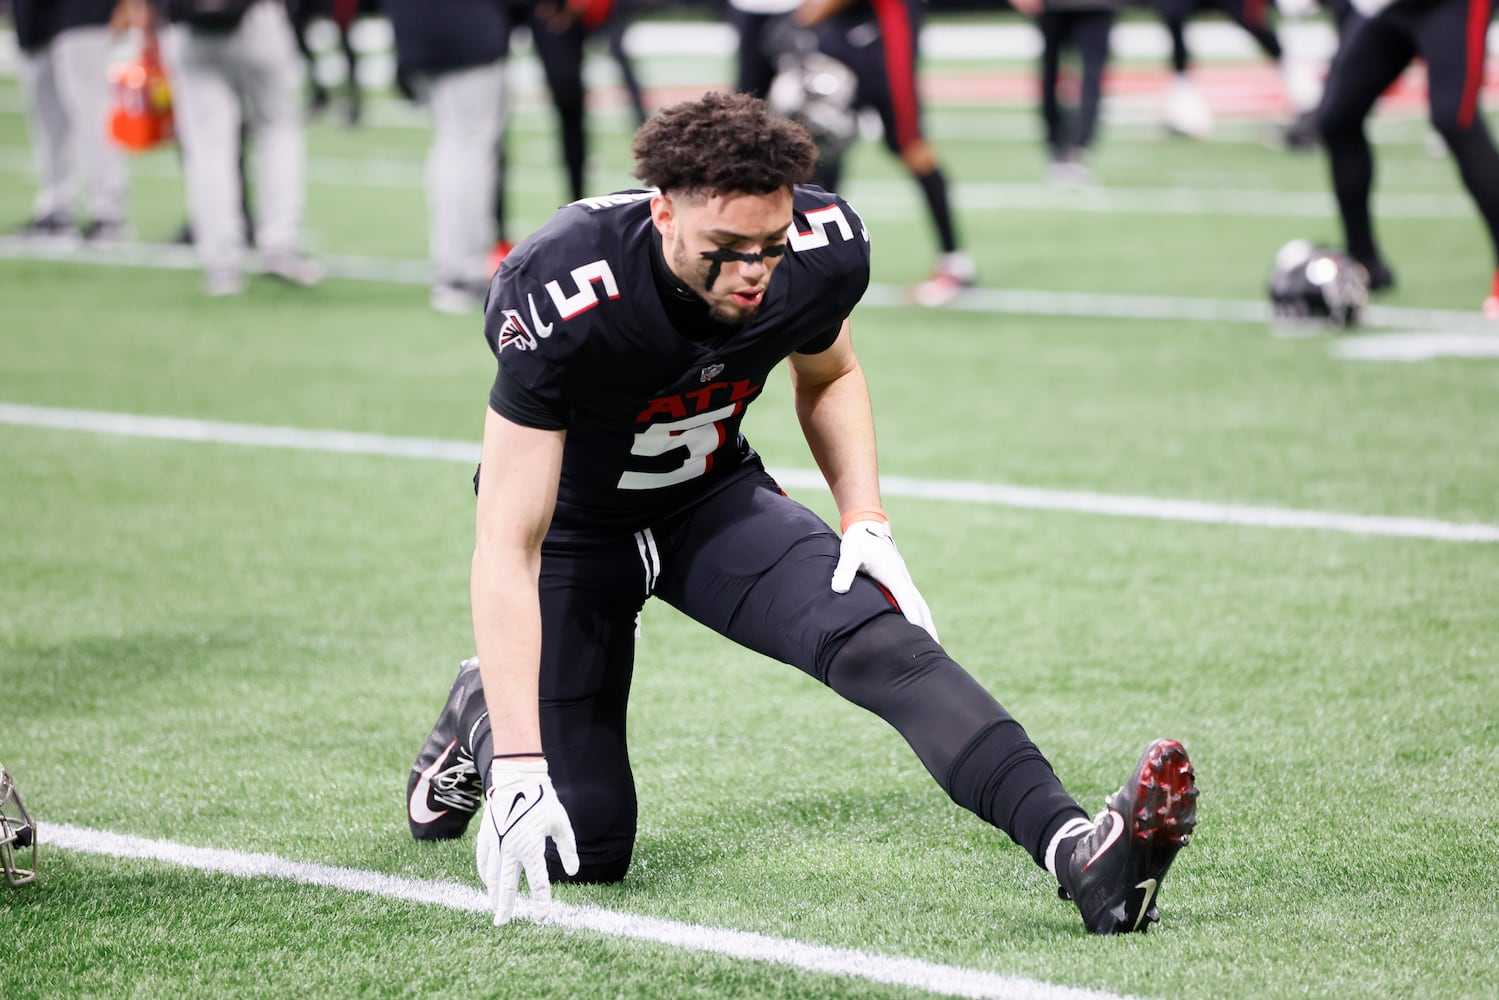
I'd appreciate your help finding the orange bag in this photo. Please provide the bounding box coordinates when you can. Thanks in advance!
[109,36,174,151]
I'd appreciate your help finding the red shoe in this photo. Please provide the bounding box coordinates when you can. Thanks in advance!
[487,240,514,277]
[1483,270,1499,321]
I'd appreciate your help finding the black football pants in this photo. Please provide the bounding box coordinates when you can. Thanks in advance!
[480,463,1085,882]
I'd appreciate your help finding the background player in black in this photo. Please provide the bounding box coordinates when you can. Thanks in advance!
[488,0,648,272]
[289,0,366,126]
[1154,0,1319,141]
[1316,0,1499,316]
[406,92,1198,933]
[1010,0,1120,184]
[787,0,975,306]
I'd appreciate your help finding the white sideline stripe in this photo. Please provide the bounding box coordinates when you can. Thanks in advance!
[1331,331,1499,361]
[0,236,1488,333]
[4,403,1496,543]
[45,824,1130,1000]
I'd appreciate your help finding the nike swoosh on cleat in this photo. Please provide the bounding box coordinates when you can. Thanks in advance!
[1132,878,1159,931]
[408,740,458,824]
[1082,810,1124,871]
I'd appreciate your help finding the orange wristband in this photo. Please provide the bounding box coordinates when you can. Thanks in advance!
[840,507,888,533]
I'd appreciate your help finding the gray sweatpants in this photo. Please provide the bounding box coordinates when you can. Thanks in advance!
[18,25,129,225]
[421,59,507,289]
[161,0,306,276]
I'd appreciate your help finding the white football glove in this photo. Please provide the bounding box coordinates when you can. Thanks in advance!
[475,759,579,927]
[830,519,938,642]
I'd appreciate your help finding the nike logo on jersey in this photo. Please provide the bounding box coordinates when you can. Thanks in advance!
[1082,811,1124,871]
[408,741,459,824]
[527,293,553,338]
[1132,878,1159,931]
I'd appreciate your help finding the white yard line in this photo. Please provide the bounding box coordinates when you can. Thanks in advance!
[44,822,1131,1000]
[3,403,1495,543]
[0,235,1488,333]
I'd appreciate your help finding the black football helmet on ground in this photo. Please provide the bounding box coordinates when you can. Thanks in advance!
[1268,239,1370,331]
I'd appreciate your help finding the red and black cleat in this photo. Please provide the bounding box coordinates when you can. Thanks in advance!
[1059,738,1199,934]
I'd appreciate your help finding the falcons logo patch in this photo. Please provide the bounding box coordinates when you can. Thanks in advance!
[494,309,537,352]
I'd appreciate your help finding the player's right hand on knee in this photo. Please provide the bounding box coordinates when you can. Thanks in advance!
[475,759,580,927]
[832,518,939,642]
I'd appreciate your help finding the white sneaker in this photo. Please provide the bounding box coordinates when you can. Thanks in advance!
[1047,150,1093,188]
[1165,76,1215,141]
[204,270,246,297]
[430,282,486,315]
[262,252,324,287]
[910,252,976,308]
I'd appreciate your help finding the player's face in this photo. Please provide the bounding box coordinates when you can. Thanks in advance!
[653,189,794,325]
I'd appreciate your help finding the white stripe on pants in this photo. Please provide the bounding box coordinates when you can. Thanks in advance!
[424,60,506,288]
[162,1,306,276]
[18,25,129,224]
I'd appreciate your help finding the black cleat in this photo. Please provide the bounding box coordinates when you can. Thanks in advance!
[406,657,485,841]
[1059,738,1198,934]
[1280,110,1321,152]
[1356,257,1396,293]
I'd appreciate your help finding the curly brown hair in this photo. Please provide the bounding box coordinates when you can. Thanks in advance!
[632,91,818,198]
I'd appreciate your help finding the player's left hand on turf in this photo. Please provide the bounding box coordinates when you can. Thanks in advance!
[831,519,939,642]
[475,759,579,927]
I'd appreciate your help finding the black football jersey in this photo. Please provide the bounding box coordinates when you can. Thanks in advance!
[482,186,871,532]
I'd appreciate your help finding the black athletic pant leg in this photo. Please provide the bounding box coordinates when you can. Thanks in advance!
[1039,11,1070,153]
[1414,0,1499,266]
[1155,0,1196,73]
[731,10,779,99]
[1212,0,1283,60]
[654,467,1087,870]
[1317,12,1413,265]
[529,12,589,201]
[533,534,651,882]
[1072,10,1116,151]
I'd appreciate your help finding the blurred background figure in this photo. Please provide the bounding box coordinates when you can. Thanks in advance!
[289,0,366,125]
[488,0,649,272]
[1316,0,1499,317]
[386,0,509,313]
[1153,0,1320,141]
[590,0,648,127]
[10,0,131,241]
[780,0,975,307]
[727,0,802,98]
[154,0,323,296]
[507,0,589,208]
[1011,0,1118,185]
